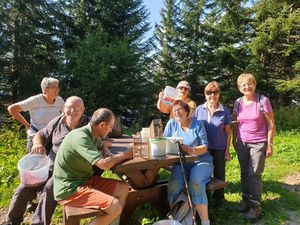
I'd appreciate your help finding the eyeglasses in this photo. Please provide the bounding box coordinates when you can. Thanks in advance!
[173,107,185,113]
[206,91,220,95]
[65,106,83,112]
[47,86,60,89]
[177,86,189,91]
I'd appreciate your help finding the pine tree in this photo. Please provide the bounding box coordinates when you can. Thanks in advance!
[0,0,63,102]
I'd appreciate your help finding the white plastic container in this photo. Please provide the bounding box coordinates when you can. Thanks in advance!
[166,137,184,155]
[140,127,150,142]
[18,153,49,187]
[162,86,179,106]
[149,138,167,157]
[153,220,182,225]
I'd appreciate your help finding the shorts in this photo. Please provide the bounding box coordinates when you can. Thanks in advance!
[58,176,117,210]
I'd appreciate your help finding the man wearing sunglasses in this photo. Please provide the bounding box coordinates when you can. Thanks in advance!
[157,80,197,118]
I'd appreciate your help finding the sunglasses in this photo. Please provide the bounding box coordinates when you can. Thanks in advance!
[206,91,220,95]
[177,86,189,91]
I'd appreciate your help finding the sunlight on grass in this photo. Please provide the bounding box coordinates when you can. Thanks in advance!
[1,126,299,225]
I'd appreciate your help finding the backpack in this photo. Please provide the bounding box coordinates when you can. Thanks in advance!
[236,94,265,114]
[167,192,195,225]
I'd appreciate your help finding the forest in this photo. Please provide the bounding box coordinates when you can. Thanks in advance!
[0,0,299,127]
[0,1,300,224]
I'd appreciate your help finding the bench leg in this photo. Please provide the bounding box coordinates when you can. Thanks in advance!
[63,210,80,225]
[120,203,136,225]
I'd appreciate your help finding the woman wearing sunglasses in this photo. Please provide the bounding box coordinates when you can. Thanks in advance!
[193,81,232,209]
[157,80,197,118]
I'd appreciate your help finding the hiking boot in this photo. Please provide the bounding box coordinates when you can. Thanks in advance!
[244,200,262,223]
[236,195,250,212]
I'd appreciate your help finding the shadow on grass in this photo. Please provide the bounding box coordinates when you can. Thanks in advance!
[126,180,300,225]
[210,179,300,225]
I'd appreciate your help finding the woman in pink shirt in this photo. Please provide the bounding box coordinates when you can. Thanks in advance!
[232,73,275,223]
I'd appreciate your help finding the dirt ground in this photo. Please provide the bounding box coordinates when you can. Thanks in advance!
[0,172,299,224]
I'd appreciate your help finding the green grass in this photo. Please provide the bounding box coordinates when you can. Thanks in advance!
[1,125,299,224]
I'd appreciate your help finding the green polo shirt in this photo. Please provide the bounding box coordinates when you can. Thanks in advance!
[53,124,103,201]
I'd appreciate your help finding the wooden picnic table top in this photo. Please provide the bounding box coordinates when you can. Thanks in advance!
[110,137,198,189]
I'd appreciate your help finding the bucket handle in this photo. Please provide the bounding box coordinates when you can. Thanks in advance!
[26,152,49,166]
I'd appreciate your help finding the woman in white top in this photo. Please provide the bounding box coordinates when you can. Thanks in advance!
[7,77,65,151]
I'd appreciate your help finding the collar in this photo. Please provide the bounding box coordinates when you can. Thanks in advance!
[203,102,224,112]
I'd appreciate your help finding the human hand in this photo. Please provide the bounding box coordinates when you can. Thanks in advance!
[31,143,46,154]
[266,146,273,157]
[225,151,232,161]
[124,148,133,159]
[158,90,164,99]
[181,144,191,154]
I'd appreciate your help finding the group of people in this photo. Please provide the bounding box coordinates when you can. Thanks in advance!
[5,78,132,225]
[158,73,275,225]
[4,73,275,225]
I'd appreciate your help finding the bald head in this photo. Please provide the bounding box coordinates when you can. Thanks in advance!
[65,96,84,108]
[63,96,85,115]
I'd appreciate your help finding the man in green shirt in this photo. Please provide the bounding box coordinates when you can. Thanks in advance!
[53,108,132,225]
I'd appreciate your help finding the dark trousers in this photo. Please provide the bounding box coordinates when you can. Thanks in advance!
[7,176,56,225]
[7,184,43,225]
[209,149,225,200]
[236,140,266,201]
[31,177,57,225]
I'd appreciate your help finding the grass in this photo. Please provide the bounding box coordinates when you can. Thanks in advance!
[1,125,300,224]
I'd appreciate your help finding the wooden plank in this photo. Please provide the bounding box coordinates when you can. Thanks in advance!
[125,170,154,188]
[64,206,103,218]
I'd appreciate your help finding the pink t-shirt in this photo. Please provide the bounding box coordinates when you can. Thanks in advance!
[233,95,273,142]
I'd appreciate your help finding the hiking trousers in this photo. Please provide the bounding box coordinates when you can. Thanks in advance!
[209,149,226,200]
[236,140,267,201]
[7,175,56,225]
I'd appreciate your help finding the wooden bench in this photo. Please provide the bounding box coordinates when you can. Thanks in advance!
[62,177,226,225]
[63,206,103,225]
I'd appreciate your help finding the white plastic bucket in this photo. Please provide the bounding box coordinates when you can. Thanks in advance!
[162,86,179,106]
[153,220,182,225]
[18,153,49,187]
[166,137,184,155]
[149,138,167,157]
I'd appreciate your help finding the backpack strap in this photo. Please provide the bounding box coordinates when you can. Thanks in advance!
[258,94,265,113]
[236,97,242,114]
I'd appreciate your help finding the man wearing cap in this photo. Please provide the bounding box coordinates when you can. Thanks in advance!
[157,80,197,118]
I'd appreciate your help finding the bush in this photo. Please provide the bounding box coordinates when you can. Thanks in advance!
[0,122,26,206]
[274,106,300,131]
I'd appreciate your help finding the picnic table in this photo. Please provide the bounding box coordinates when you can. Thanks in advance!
[63,136,226,225]
[110,136,198,224]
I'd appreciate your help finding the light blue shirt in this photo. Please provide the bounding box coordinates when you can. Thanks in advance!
[163,119,212,162]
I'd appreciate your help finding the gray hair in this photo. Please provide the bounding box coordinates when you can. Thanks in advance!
[176,80,191,91]
[41,77,59,91]
[90,108,114,126]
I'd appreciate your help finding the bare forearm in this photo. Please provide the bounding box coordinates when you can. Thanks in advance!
[96,152,131,170]
[31,133,46,153]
